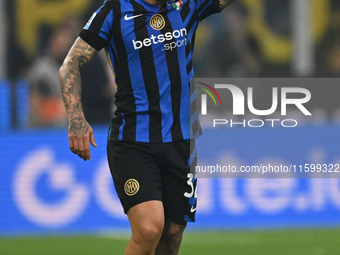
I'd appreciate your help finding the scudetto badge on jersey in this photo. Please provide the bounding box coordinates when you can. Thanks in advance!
[150,14,165,30]
[124,179,140,196]
[168,0,183,10]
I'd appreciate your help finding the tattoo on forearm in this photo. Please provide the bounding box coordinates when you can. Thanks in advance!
[219,0,238,10]
[59,37,97,134]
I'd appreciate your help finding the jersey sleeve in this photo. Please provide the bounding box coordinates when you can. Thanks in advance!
[79,0,114,51]
[195,0,221,21]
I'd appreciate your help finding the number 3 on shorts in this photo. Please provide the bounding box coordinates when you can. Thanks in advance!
[184,173,197,199]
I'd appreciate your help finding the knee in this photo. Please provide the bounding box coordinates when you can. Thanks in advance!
[132,220,164,249]
[140,223,164,242]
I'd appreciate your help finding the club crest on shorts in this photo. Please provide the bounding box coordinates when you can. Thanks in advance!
[150,14,165,30]
[124,179,140,196]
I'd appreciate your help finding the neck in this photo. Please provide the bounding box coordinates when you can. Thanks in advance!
[144,0,166,6]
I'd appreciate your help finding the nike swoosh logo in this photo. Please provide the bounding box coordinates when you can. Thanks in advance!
[190,207,196,213]
[124,14,143,21]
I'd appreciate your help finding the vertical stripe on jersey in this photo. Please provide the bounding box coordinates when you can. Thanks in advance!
[99,10,114,40]
[186,59,193,74]
[183,3,197,78]
[186,31,197,75]
[185,41,192,57]
[190,80,201,137]
[161,12,184,141]
[166,12,191,139]
[131,0,163,142]
[111,0,137,141]
[180,1,191,21]
[185,49,193,74]
[144,16,174,142]
[186,15,198,36]
[117,0,150,142]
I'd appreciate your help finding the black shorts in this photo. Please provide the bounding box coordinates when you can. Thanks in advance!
[107,139,197,223]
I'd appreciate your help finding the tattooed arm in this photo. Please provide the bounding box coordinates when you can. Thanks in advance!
[59,37,98,161]
[219,0,238,10]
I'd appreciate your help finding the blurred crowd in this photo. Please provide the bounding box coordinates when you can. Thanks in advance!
[27,17,115,128]
[6,0,116,129]
[4,0,340,129]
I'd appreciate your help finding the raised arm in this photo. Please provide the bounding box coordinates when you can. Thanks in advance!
[59,37,98,161]
[219,0,238,10]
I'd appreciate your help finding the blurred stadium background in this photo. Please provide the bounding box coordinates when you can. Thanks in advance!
[1,0,340,254]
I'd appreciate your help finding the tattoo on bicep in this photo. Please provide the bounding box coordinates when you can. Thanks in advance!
[68,39,97,69]
[78,56,90,69]
[219,0,238,10]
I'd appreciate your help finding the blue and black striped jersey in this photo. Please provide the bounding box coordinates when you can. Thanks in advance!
[80,0,221,143]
